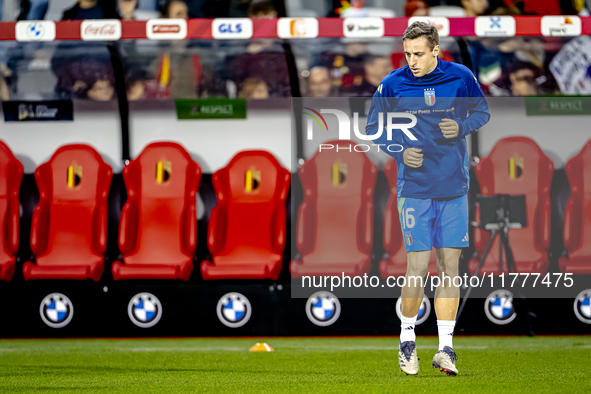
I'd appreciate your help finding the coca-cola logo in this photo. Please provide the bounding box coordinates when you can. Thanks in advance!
[84,24,117,36]
[81,20,122,40]
[153,24,181,34]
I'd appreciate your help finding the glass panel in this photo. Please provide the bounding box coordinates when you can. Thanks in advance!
[0,41,115,101]
[290,37,462,98]
[119,38,291,101]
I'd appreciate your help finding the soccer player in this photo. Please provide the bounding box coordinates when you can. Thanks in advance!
[366,21,490,376]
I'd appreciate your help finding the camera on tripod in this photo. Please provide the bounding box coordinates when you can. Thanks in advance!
[477,194,527,230]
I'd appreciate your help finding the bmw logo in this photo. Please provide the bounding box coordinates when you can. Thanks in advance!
[396,295,431,325]
[26,22,45,40]
[217,292,252,328]
[484,290,516,325]
[128,293,162,328]
[306,291,341,327]
[40,293,73,328]
[573,289,591,324]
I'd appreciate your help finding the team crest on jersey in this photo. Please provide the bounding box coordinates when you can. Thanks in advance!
[424,88,435,106]
[404,231,413,246]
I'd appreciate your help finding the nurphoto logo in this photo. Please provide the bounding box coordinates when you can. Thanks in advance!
[303,107,417,153]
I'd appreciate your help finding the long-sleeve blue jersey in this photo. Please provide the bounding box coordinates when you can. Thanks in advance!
[366,58,490,198]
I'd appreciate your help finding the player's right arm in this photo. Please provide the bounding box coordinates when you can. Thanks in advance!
[366,80,423,167]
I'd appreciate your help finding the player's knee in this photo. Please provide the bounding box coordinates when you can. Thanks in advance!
[437,255,459,277]
[436,259,446,274]
[407,259,429,277]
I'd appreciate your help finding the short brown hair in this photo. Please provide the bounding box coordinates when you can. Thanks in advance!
[402,21,439,50]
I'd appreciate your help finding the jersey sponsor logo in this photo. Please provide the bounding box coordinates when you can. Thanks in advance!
[424,88,436,106]
[128,293,162,328]
[277,18,319,38]
[475,16,516,37]
[16,21,56,42]
[217,292,252,328]
[40,293,74,328]
[146,19,187,40]
[81,20,122,41]
[342,17,384,38]
[462,233,469,242]
[306,291,341,327]
[541,16,581,37]
[212,18,253,39]
[408,17,449,37]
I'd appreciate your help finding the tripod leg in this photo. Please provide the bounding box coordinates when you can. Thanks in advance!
[501,229,518,275]
[499,231,503,273]
[456,230,497,323]
[500,230,536,335]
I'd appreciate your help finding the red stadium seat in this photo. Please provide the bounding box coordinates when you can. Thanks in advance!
[23,145,112,281]
[201,151,290,280]
[0,141,24,281]
[379,158,437,278]
[290,140,377,277]
[112,142,201,281]
[559,139,591,274]
[468,137,553,275]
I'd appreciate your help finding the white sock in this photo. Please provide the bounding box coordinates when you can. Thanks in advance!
[437,320,455,350]
[400,314,417,343]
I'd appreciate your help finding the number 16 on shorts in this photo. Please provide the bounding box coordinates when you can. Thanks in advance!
[397,195,469,253]
[398,197,423,252]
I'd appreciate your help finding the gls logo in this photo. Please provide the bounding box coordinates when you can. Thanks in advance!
[212,19,253,39]
[220,24,243,33]
[303,107,417,153]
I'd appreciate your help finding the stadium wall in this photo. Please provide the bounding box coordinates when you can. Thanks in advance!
[1,97,586,174]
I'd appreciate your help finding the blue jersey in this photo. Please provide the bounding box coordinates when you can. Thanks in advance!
[366,59,490,198]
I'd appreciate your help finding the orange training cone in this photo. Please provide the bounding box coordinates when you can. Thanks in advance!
[249,343,274,352]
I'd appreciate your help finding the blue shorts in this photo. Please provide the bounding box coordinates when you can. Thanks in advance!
[397,195,469,252]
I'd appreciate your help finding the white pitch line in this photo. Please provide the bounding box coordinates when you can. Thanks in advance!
[0,345,491,353]
[124,347,245,352]
[0,346,245,353]
[276,345,488,350]
[5,342,591,353]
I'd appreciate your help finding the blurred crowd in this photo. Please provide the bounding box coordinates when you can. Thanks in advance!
[0,0,284,21]
[0,0,590,102]
[402,0,589,17]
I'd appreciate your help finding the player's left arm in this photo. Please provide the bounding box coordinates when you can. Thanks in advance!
[440,68,491,139]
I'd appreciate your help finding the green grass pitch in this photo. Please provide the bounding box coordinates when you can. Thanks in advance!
[1,336,590,393]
